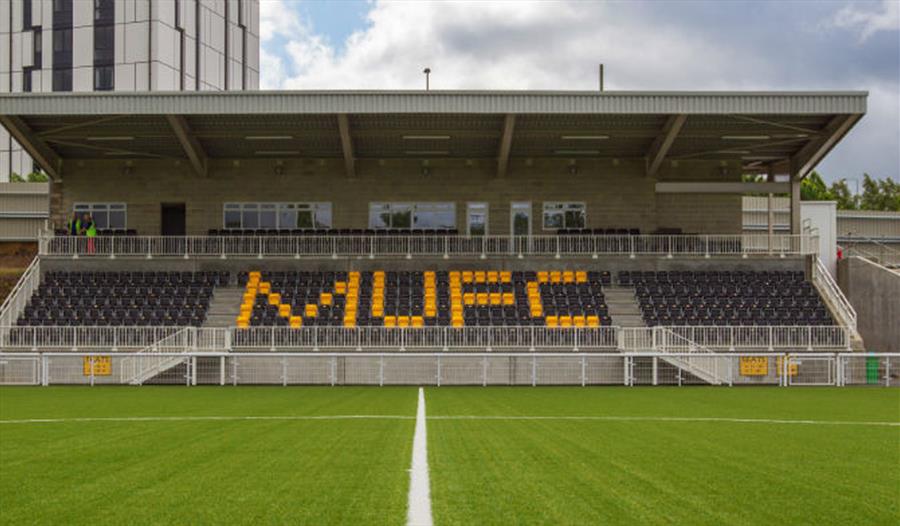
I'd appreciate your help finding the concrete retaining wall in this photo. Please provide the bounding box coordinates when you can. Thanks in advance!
[837,256,900,353]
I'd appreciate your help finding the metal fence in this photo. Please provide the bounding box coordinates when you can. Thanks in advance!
[0,257,40,329]
[1,352,896,387]
[39,233,819,259]
[0,325,852,353]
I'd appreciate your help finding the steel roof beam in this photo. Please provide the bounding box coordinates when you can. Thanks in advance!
[646,114,686,177]
[337,114,356,179]
[165,114,208,177]
[790,114,862,180]
[0,115,62,180]
[496,114,516,178]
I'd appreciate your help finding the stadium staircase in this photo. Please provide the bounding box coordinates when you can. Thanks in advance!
[810,257,865,351]
[604,286,646,328]
[652,327,727,385]
[203,286,244,328]
[120,328,194,385]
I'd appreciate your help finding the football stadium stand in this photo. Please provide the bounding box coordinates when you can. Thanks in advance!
[1,89,895,387]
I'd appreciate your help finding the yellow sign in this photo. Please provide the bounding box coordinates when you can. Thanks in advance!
[83,356,112,376]
[739,357,769,376]
[775,357,798,377]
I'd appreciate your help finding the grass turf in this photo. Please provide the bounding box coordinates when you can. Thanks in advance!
[0,387,416,525]
[1,387,898,525]
[425,387,900,525]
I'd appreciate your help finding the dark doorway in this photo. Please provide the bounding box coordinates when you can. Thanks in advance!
[161,203,186,236]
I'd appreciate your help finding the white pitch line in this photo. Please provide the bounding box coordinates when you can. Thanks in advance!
[407,387,433,526]
[426,415,900,427]
[0,415,414,425]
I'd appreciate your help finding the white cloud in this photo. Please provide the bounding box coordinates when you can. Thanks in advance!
[258,0,899,180]
[826,0,900,42]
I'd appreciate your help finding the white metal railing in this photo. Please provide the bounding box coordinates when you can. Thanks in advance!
[5,351,894,387]
[652,327,726,385]
[0,256,40,328]
[0,325,852,353]
[39,233,820,259]
[812,257,857,330]
[120,327,197,385]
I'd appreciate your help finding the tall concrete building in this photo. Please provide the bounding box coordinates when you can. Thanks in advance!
[0,0,260,181]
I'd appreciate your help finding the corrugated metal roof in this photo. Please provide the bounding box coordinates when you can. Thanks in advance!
[0,90,868,116]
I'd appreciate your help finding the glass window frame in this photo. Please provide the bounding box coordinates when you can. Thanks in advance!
[542,201,586,231]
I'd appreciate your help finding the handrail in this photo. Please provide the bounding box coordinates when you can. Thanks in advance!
[0,325,852,352]
[0,257,40,328]
[654,326,726,385]
[812,257,857,330]
[39,233,820,258]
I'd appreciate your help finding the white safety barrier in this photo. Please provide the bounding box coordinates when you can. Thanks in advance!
[0,257,40,328]
[40,233,820,259]
[0,325,851,353]
[812,257,858,330]
[1,352,896,387]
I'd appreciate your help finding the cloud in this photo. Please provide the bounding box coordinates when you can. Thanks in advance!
[258,0,900,180]
[826,0,900,42]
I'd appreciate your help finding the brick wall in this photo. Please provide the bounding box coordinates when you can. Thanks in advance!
[54,157,743,236]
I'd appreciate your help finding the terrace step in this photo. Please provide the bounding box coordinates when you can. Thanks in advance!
[203,287,244,328]
[604,286,646,328]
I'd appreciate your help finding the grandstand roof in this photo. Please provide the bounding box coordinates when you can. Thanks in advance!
[0,90,866,181]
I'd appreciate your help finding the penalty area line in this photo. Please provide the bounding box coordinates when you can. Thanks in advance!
[407,387,433,526]
[426,415,900,427]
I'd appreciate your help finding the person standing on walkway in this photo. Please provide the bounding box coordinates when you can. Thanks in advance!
[81,213,97,254]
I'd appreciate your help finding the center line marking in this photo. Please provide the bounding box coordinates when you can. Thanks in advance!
[407,387,433,526]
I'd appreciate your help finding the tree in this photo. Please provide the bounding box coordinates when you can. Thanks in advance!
[9,171,49,183]
[829,179,858,210]
[859,173,900,211]
[801,171,832,201]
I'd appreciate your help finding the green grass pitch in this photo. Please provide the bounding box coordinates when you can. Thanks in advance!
[1,386,898,525]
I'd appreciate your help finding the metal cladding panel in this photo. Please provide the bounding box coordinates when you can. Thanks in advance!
[0,90,868,116]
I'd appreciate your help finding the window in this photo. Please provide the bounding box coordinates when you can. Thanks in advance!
[23,70,32,92]
[23,0,33,28]
[467,202,488,236]
[93,0,114,24]
[369,202,456,230]
[73,203,127,230]
[52,68,72,91]
[93,24,114,66]
[542,202,586,230]
[223,203,332,230]
[94,65,114,90]
[32,29,42,69]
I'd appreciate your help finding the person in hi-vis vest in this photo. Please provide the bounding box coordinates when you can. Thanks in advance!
[81,213,97,254]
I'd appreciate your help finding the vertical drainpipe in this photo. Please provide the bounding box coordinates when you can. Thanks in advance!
[148,0,153,90]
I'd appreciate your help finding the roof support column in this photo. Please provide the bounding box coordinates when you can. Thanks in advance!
[496,114,516,178]
[790,178,802,235]
[337,114,356,179]
[165,115,208,177]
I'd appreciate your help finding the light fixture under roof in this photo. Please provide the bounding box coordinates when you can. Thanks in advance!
[715,150,751,155]
[87,136,134,141]
[560,135,610,140]
[254,150,300,156]
[404,150,449,156]
[402,135,451,140]
[245,135,294,140]
[772,133,809,139]
[554,149,600,155]
[721,135,771,140]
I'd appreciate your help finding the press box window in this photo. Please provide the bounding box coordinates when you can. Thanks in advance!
[369,202,455,230]
[73,203,127,230]
[542,202,586,230]
[223,203,332,230]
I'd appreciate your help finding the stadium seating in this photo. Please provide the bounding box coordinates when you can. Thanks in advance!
[17,271,228,327]
[208,229,460,236]
[622,270,834,326]
[237,270,613,328]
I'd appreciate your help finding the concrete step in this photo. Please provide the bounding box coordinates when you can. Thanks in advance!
[202,287,244,329]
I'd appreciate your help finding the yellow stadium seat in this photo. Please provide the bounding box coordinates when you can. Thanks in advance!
[537,271,549,283]
[290,316,303,328]
[576,271,587,283]
[305,304,318,317]
[573,315,586,327]
[462,271,473,283]
[237,319,249,328]
[489,293,502,305]
[397,316,410,327]
[464,293,475,305]
[550,271,561,283]
[559,315,572,327]
[384,316,396,327]
[320,293,333,305]
[259,282,271,294]
[500,271,512,283]
[502,293,515,305]
[545,315,558,327]
[279,304,292,317]
[476,293,488,305]
[587,315,600,327]
[563,271,574,283]
[411,316,424,328]
[334,282,347,294]
[268,293,281,305]
[487,271,498,282]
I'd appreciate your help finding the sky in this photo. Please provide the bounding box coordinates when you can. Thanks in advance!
[258,0,900,184]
